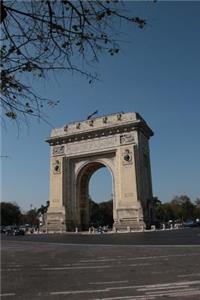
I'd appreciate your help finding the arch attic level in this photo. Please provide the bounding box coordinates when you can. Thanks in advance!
[44,112,154,232]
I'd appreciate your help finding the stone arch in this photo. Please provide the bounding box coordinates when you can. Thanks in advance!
[46,112,154,232]
[75,158,115,230]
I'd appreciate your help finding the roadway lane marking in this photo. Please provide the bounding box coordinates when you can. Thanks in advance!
[128,263,150,267]
[145,287,199,295]
[0,293,16,297]
[2,240,200,247]
[50,280,200,296]
[42,265,111,270]
[138,285,190,292]
[35,243,200,248]
[1,268,21,271]
[7,264,23,267]
[145,288,200,297]
[178,273,200,278]
[51,286,150,296]
[80,258,118,262]
[92,296,155,300]
[89,280,129,285]
[79,252,200,263]
[50,288,111,295]
[92,297,134,300]
[62,262,112,267]
[42,262,151,271]
[136,280,200,289]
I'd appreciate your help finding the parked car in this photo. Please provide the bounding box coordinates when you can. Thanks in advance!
[12,227,25,236]
[5,226,25,236]
[5,226,14,235]
[0,226,6,233]
[183,220,197,228]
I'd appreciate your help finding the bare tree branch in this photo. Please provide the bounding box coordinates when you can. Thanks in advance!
[0,0,147,126]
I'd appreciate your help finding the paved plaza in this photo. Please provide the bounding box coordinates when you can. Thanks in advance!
[1,228,200,299]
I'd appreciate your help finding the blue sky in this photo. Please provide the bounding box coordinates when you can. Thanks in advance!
[1,1,200,211]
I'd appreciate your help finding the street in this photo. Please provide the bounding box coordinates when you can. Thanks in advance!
[1,228,200,299]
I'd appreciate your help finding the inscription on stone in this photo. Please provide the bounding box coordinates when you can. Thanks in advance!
[66,136,117,154]
[124,192,134,197]
[52,199,59,203]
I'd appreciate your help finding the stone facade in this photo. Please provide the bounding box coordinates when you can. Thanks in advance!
[45,112,154,232]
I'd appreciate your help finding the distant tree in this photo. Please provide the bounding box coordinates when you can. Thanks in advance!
[99,200,113,227]
[154,199,166,222]
[1,0,146,124]
[24,208,39,226]
[154,195,198,223]
[0,202,22,225]
[89,198,113,227]
[162,203,175,222]
[170,195,194,221]
[194,198,200,219]
[195,198,200,208]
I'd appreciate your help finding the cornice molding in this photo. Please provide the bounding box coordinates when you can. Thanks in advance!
[46,120,153,146]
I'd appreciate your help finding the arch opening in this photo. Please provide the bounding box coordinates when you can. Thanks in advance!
[76,162,114,230]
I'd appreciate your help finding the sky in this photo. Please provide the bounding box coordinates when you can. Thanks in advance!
[1,1,200,211]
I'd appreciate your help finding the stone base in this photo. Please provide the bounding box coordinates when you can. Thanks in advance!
[44,209,66,233]
[114,206,145,231]
[113,219,145,231]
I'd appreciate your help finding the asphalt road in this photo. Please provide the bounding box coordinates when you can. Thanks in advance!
[1,229,200,300]
[1,227,200,245]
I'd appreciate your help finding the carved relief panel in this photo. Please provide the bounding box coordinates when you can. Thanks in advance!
[65,135,118,155]
[52,145,64,156]
[120,133,135,145]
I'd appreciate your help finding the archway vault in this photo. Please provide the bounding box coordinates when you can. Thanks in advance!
[75,160,114,230]
[45,112,154,232]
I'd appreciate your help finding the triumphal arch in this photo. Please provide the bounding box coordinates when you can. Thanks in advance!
[45,112,154,232]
